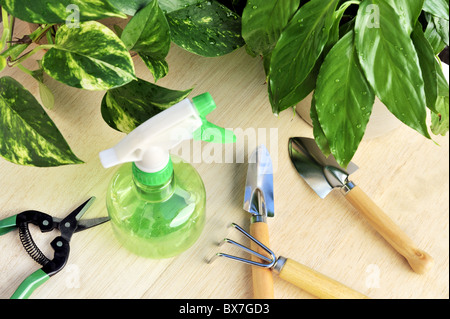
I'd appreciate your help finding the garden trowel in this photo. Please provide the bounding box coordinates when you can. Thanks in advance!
[243,144,275,298]
[288,137,433,274]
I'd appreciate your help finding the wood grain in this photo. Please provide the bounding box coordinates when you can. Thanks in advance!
[345,186,434,274]
[0,21,448,299]
[277,258,369,299]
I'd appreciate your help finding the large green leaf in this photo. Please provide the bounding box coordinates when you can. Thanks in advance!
[42,21,136,91]
[423,0,449,21]
[268,0,339,113]
[310,97,331,157]
[241,0,300,56]
[326,1,357,50]
[432,15,449,47]
[424,14,448,54]
[431,60,450,135]
[158,0,200,13]
[166,0,245,57]
[139,54,169,82]
[431,96,449,135]
[121,0,170,57]
[108,0,153,15]
[268,56,323,114]
[411,23,438,113]
[0,76,83,166]
[0,0,126,24]
[121,0,170,81]
[314,31,375,168]
[385,0,424,34]
[101,78,192,133]
[355,0,430,139]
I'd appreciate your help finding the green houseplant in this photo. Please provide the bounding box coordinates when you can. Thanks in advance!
[1,0,448,169]
[240,0,449,167]
[0,0,245,167]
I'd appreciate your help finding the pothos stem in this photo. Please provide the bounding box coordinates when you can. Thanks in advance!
[8,44,54,67]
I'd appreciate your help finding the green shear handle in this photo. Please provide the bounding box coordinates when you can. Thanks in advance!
[11,269,50,299]
[0,215,17,236]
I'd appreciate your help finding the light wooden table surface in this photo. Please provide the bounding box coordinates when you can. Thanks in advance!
[0,21,448,299]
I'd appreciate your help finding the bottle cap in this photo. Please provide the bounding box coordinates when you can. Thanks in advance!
[132,157,173,186]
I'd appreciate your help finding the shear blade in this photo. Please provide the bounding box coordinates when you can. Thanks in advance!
[75,216,110,232]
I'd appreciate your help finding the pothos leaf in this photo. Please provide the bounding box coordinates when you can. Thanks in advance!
[31,62,56,110]
[139,54,169,81]
[108,0,153,16]
[38,82,55,110]
[314,31,375,168]
[166,0,245,57]
[0,0,126,24]
[121,0,170,57]
[355,0,430,139]
[121,0,171,80]
[268,0,339,113]
[101,78,192,133]
[0,76,83,167]
[0,56,6,72]
[42,21,136,91]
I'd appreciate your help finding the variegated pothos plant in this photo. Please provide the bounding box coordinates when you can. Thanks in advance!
[0,0,245,167]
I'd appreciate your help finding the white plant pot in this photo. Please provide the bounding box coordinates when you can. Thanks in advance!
[296,92,402,140]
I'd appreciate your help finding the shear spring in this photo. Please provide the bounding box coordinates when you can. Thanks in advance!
[18,222,50,266]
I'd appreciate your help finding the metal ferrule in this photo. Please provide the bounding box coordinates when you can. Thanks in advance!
[341,180,356,195]
[273,256,287,274]
[251,214,267,223]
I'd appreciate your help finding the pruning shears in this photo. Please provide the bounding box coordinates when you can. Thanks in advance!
[0,197,109,299]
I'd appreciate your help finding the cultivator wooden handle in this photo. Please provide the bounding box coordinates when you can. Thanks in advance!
[250,222,274,299]
[275,257,369,299]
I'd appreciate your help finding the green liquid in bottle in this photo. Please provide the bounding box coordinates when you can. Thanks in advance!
[106,155,206,258]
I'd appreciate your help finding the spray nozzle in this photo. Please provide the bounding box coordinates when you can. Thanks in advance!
[191,93,236,144]
[99,93,235,186]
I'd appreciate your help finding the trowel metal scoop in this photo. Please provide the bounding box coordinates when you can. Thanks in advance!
[288,137,433,274]
[243,145,275,299]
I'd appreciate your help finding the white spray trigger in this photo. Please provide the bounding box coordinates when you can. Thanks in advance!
[99,98,203,173]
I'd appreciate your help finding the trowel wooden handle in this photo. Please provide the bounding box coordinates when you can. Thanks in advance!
[345,186,433,274]
[250,222,274,299]
[277,258,368,299]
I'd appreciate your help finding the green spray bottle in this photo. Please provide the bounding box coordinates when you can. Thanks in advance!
[99,93,235,258]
